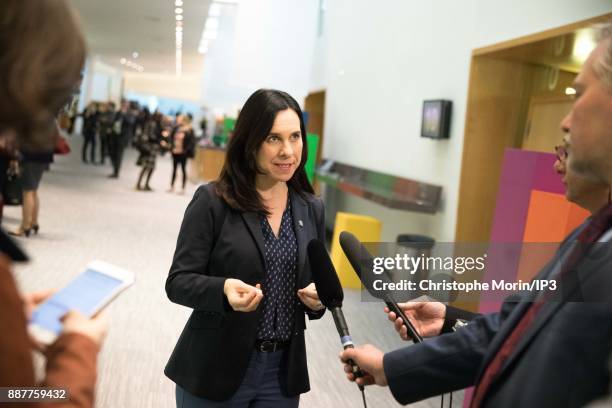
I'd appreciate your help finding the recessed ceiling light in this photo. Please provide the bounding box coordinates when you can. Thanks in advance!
[176,15,183,21]
[175,7,183,14]
[132,52,139,59]
[175,0,183,6]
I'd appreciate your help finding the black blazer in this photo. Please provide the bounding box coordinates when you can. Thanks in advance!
[164,183,326,401]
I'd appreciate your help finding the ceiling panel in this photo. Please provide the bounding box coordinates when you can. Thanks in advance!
[70,0,209,75]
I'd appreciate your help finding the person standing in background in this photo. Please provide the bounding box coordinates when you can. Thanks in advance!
[135,111,162,191]
[9,122,57,238]
[81,102,97,164]
[167,114,195,194]
[108,100,130,178]
[96,102,114,165]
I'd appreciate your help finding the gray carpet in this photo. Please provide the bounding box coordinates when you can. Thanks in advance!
[7,135,462,407]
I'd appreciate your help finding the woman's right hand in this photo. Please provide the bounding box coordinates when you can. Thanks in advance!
[385,301,446,339]
[223,279,263,312]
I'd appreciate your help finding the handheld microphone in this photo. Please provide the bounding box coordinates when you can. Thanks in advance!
[339,231,423,343]
[307,239,365,389]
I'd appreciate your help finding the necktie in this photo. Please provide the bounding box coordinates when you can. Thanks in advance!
[470,202,612,407]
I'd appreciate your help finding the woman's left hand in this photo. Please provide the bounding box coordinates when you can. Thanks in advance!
[22,289,56,320]
[297,283,324,311]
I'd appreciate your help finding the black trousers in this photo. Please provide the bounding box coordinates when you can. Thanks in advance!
[171,154,187,189]
[82,133,96,162]
[109,136,125,176]
[99,133,109,163]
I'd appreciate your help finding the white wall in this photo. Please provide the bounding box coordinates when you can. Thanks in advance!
[79,56,123,108]
[201,3,254,119]
[76,56,123,133]
[123,72,201,102]
[229,0,319,102]
[318,0,612,242]
[201,0,320,122]
[308,0,328,92]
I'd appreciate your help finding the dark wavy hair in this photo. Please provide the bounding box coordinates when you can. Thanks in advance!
[215,89,314,214]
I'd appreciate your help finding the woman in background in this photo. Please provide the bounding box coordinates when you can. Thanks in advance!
[135,111,163,191]
[10,136,54,237]
[167,114,195,194]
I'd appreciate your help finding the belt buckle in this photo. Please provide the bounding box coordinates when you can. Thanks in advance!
[258,340,275,353]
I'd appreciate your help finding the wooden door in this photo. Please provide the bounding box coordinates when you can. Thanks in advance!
[522,96,573,153]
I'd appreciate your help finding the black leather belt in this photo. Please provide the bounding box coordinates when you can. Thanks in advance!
[255,340,289,353]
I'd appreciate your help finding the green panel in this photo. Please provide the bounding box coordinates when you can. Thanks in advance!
[223,118,236,133]
[222,118,236,142]
[305,133,320,183]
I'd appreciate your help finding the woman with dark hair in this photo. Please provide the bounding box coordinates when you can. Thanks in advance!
[165,89,325,407]
[0,0,107,405]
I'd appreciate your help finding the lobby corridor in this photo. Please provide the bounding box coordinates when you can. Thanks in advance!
[6,137,455,408]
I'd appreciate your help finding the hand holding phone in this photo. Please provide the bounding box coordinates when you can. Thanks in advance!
[62,310,108,346]
[29,260,133,345]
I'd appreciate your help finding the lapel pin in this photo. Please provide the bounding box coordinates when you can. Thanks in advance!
[298,220,304,228]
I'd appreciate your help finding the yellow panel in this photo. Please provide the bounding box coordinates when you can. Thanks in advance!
[330,212,382,289]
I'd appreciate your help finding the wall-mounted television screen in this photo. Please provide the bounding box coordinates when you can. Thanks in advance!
[421,100,452,139]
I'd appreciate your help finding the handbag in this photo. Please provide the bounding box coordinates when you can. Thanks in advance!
[2,167,22,206]
[54,135,71,155]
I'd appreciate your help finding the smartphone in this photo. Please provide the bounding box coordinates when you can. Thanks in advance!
[28,260,134,344]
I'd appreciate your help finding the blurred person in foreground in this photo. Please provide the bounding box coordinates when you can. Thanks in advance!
[340,23,612,408]
[0,1,108,407]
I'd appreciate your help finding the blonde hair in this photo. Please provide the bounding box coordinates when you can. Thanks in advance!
[0,0,86,150]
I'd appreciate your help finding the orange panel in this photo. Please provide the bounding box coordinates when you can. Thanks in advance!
[518,191,571,281]
[565,204,591,236]
[522,191,571,243]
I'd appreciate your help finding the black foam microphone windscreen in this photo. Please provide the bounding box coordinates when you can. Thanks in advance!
[339,231,423,343]
[307,238,365,390]
[307,239,343,308]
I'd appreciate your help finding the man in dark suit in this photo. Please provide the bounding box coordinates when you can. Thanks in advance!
[108,100,131,178]
[340,23,612,408]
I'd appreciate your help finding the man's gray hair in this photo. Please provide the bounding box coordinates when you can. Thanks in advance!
[594,22,612,91]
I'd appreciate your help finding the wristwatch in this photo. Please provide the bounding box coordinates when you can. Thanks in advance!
[452,318,469,332]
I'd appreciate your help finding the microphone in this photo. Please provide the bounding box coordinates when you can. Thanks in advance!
[339,231,423,343]
[307,239,365,389]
